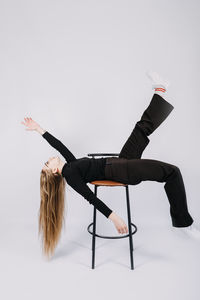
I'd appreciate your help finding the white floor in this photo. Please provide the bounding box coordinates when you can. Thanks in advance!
[1,218,200,300]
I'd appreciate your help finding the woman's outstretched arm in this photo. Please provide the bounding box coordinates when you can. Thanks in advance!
[21,117,77,163]
[41,131,76,163]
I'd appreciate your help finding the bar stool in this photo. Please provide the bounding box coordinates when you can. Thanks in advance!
[87,153,137,270]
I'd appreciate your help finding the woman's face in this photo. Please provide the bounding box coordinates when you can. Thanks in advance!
[43,156,60,173]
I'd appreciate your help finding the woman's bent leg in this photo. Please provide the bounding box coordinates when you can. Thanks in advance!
[119,94,174,159]
[126,158,194,227]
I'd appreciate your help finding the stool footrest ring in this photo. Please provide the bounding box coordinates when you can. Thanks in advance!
[87,222,137,239]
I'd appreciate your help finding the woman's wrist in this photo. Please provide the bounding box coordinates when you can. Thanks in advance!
[36,126,46,135]
[108,211,117,222]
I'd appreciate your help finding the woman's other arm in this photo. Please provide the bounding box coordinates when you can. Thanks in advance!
[66,169,128,234]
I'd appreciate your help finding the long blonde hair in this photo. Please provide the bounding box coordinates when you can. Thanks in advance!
[38,168,66,259]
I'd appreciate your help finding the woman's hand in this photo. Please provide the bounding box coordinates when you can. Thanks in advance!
[108,212,128,234]
[21,117,45,134]
[21,117,40,131]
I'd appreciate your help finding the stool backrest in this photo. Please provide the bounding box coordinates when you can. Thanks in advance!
[88,153,119,158]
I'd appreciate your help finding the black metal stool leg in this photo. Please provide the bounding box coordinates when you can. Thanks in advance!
[125,186,134,270]
[92,185,97,269]
[87,182,137,270]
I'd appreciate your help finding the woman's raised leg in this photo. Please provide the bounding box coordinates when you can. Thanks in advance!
[119,93,174,159]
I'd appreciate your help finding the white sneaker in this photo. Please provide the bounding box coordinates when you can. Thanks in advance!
[146,71,170,90]
[172,223,200,240]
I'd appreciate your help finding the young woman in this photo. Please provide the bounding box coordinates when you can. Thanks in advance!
[21,71,200,259]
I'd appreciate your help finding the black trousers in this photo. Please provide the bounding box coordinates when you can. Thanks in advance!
[104,93,194,228]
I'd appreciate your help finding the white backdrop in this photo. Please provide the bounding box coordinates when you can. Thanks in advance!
[0,1,200,299]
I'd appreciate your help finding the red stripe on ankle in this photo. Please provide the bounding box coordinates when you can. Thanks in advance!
[155,88,166,92]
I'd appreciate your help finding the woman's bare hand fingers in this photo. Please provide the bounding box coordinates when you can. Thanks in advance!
[21,117,39,131]
[119,225,128,234]
[112,215,128,234]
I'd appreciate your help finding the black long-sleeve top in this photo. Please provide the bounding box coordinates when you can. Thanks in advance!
[42,131,113,218]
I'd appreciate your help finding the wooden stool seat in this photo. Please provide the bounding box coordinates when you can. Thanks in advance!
[90,180,127,187]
